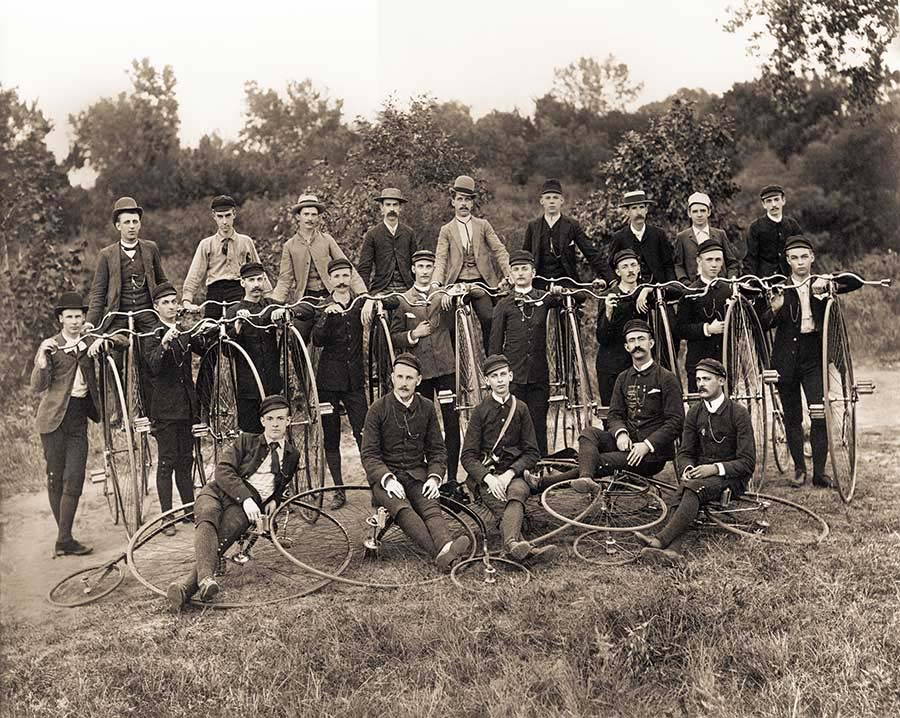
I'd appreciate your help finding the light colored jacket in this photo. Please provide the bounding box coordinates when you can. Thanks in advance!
[433,216,510,287]
[271,230,367,303]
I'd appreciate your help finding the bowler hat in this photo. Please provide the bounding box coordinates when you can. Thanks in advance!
[541,179,563,195]
[697,239,726,256]
[112,197,143,225]
[54,292,88,316]
[393,352,421,373]
[240,261,267,278]
[623,319,653,338]
[687,192,711,210]
[784,235,813,253]
[619,190,655,207]
[759,184,785,200]
[151,282,177,302]
[327,257,353,275]
[450,175,476,197]
[613,248,640,267]
[259,395,290,417]
[508,249,535,267]
[375,188,407,203]
[291,194,326,214]
[411,249,436,263]
[696,358,727,378]
[211,195,237,211]
[482,354,510,376]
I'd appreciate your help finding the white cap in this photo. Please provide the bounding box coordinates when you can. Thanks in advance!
[687,192,711,209]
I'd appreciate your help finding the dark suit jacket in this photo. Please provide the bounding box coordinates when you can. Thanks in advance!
[676,398,756,480]
[605,224,675,286]
[30,333,100,434]
[460,394,540,482]
[745,215,803,278]
[595,285,641,375]
[87,239,167,328]
[390,287,455,380]
[141,320,200,422]
[489,289,561,384]
[673,226,741,282]
[203,432,300,508]
[357,222,417,292]
[675,278,731,371]
[522,214,605,282]
[311,295,366,392]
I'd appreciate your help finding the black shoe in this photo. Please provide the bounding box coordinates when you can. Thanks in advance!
[54,539,93,556]
[571,478,599,494]
[639,546,685,566]
[167,582,188,611]
[435,535,471,572]
[528,543,560,563]
[162,522,177,537]
[789,469,807,488]
[329,491,346,510]
[632,531,663,549]
[812,474,834,489]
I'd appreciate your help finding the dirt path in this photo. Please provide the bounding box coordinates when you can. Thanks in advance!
[2,367,897,627]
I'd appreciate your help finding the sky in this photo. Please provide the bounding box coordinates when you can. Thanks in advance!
[3,0,899,173]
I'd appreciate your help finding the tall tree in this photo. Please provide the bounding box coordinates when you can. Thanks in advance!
[552,55,644,115]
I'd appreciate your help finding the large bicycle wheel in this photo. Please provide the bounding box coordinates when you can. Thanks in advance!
[540,474,668,532]
[650,299,680,387]
[546,308,576,452]
[101,355,141,536]
[565,308,596,436]
[272,485,477,588]
[769,387,790,474]
[822,298,858,502]
[191,427,216,488]
[367,312,395,403]
[281,325,325,515]
[723,295,769,491]
[124,337,153,502]
[455,308,485,438]
[704,492,829,545]
[127,503,347,608]
[47,558,125,607]
[573,530,643,567]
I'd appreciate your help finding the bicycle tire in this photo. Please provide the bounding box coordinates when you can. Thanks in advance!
[271,485,477,589]
[540,476,667,532]
[450,556,531,590]
[565,307,596,436]
[769,386,790,474]
[822,298,857,503]
[127,503,346,608]
[650,299,680,388]
[455,307,484,438]
[704,492,829,545]
[47,558,125,607]
[573,530,642,567]
[367,312,395,403]
[101,355,140,536]
[546,307,573,452]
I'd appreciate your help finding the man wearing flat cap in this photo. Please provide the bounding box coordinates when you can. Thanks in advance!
[85,197,168,350]
[434,175,511,352]
[461,354,558,562]
[271,193,368,341]
[390,249,462,496]
[182,195,271,319]
[604,190,675,314]
[745,184,802,279]
[633,358,755,564]
[141,282,202,529]
[673,192,741,283]
[358,188,418,297]
[225,263,286,432]
[522,179,606,289]
[306,257,368,509]
[167,395,300,609]
[360,353,472,572]
[31,292,101,556]
[760,236,862,489]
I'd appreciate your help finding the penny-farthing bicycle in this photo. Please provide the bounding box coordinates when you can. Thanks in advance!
[366,300,396,402]
[449,284,488,437]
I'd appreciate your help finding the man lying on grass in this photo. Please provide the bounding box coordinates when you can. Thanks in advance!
[167,395,299,608]
[634,358,756,564]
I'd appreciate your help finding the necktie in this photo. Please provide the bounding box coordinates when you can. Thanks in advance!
[222,237,231,256]
[269,442,281,478]
[460,221,471,252]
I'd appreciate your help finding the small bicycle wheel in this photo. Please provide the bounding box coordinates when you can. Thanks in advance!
[540,475,667,532]
[367,312,395,403]
[101,355,141,536]
[450,556,531,590]
[455,308,485,438]
[272,485,477,588]
[573,530,643,567]
[127,503,345,608]
[822,298,857,503]
[704,492,829,546]
[723,295,769,491]
[47,558,125,607]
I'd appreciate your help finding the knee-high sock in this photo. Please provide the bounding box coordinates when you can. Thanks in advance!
[500,501,525,545]
[156,462,174,514]
[424,515,451,554]
[56,494,81,544]
[810,419,828,478]
[48,486,63,529]
[395,508,437,556]
[195,522,220,582]
[174,459,195,506]
[655,490,700,548]
[325,450,344,487]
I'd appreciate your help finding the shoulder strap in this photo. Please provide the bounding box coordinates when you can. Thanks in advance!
[490,396,517,456]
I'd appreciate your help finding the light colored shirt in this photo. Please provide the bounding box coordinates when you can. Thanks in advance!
[61,334,88,398]
[182,232,269,302]
[630,224,646,242]
[120,242,138,260]
[383,220,398,237]
[514,286,533,295]
[792,275,815,333]
[544,214,560,229]
[692,226,711,243]
[491,392,511,405]
[245,439,286,502]
[704,393,727,476]
[766,212,783,223]
[455,217,472,251]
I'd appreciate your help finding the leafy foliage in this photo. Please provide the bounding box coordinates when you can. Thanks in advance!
[552,55,644,114]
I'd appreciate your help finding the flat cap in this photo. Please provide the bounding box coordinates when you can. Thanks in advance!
[482,354,510,376]
[687,192,711,209]
[696,358,727,378]
[541,178,563,195]
[759,184,785,200]
[508,249,535,267]
[151,281,177,302]
[327,257,353,275]
[210,195,237,211]
[784,235,813,253]
[623,319,653,338]
[259,394,290,416]
[613,248,640,267]
[411,249,436,263]
[393,352,421,373]
[240,261,267,278]
[697,239,726,256]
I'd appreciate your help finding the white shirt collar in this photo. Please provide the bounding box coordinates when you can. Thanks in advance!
[705,393,726,414]
[699,274,716,285]
[791,274,809,289]
[121,240,139,251]
[766,212,783,223]
[630,224,646,241]
[393,391,415,408]
[262,437,286,451]
[492,392,511,405]
[633,358,654,372]
[413,283,430,294]
[693,225,710,240]
[544,214,560,228]
[455,215,471,225]
[514,285,533,295]
[383,219,398,236]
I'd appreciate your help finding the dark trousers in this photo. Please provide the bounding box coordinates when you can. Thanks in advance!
[656,474,746,548]
[469,292,495,354]
[319,389,367,450]
[778,334,828,478]
[577,427,668,479]
[479,476,531,545]
[203,279,244,319]
[419,374,460,483]
[511,382,550,456]
[189,490,252,593]
[41,397,90,543]
[295,289,330,344]
[596,369,621,407]
[154,419,195,513]
[371,471,450,556]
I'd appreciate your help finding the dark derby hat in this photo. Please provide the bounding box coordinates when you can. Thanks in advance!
[697,239,726,256]
[375,187,407,203]
[112,196,143,225]
[696,358,727,378]
[210,195,237,211]
[508,249,535,267]
[393,352,421,373]
[151,281,178,302]
[54,292,88,316]
[784,235,814,253]
[240,261,267,278]
[482,354,510,376]
[613,248,640,267]
[327,257,353,275]
[623,319,653,338]
[759,184,785,200]
[411,249,436,263]
[259,394,290,416]
[541,178,563,195]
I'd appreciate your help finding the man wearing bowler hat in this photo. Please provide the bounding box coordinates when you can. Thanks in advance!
[745,184,803,279]
[167,395,300,609]
[673,192,741,283]
[271,193,368,341]
[358,188,418,296]
[604,190,675,314]
[633,358,755,564]
[31,292,101,556]
[434,175,511,352]
[85,197,168,345]
[522,178,607,289]
[182,195,271,319]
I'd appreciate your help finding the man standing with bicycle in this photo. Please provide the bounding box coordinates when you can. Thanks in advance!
[31,292,100,556]
[390,249,462,498]
[745,184,802,279]
[596,249,643,405]
[358,188,418,297]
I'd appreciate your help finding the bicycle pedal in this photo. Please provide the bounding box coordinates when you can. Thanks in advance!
[192,423,210,438]
[231,552,250,565]
[437,390,455,405]
[89,468,106,484]
[133,416,152,434]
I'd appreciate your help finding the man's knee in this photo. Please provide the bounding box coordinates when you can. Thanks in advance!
[506,478,531,504]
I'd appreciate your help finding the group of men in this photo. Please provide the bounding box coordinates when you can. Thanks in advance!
[32,175,849,590]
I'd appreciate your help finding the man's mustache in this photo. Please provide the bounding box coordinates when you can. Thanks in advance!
[386,210,399,218]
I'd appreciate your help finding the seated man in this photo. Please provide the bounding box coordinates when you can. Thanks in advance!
[572,319,684,491]
[634,359,756,563]
[360,353,471,571]
[461,354,557,562]
[167,395,299,608]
